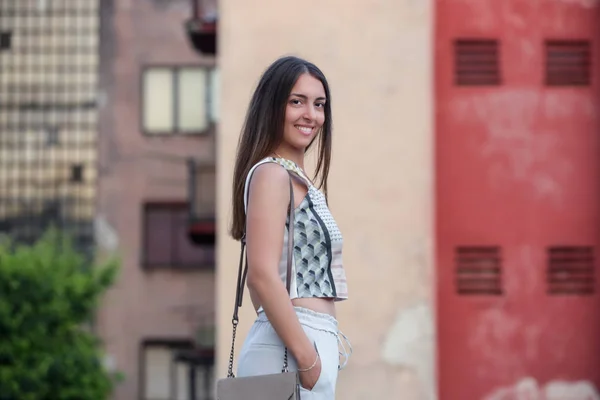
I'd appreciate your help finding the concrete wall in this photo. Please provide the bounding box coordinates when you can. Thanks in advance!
[216,0,436,398]
[97,1,216,399]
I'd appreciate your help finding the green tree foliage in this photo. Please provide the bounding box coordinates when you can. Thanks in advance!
[0,229,122,400]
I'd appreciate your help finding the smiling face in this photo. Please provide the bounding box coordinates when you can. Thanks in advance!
[281,73,327,152]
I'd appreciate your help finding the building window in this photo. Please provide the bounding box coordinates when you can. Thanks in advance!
[141,66,218,135]
[141,340,214,400]
[0,31,12,51]
[142,203,215,269]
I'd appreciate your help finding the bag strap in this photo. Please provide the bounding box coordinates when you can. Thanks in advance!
[227,170,296,378]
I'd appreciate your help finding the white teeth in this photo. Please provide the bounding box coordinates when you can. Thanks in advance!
[296,126,313,134]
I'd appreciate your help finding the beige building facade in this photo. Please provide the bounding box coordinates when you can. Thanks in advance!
[216,0,436,398]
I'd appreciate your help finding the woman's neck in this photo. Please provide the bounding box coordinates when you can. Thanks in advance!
[272,147,304,170]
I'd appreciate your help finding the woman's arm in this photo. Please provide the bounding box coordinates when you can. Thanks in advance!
[245,163,320,382]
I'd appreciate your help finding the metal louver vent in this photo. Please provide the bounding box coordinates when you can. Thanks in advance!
[545,40,591,86]
[454,39,500,86]
[456,246,502,295]
[547,247,595,295]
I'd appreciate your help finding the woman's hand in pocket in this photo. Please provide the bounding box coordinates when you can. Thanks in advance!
[298,351,322,391]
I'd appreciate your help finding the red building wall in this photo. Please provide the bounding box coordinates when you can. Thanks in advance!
[436,1,600,399]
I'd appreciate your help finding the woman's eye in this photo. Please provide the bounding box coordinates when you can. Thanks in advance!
[290,99,302,105]
[315,102,325,108]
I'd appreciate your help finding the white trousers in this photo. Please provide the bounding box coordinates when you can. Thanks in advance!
[236,307,352,400]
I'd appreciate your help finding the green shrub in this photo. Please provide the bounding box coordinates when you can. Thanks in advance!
[0,229,122,400]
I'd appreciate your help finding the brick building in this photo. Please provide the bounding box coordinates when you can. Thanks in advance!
[96,1,217,399]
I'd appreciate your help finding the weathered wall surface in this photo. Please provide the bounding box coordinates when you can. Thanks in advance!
[216,1,435,398]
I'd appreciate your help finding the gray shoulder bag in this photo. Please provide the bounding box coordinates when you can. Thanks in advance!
[216,171,301,400]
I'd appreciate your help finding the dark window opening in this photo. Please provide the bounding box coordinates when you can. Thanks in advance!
[0,31,11,51]
[143,202,215,269]
[70,164,84,183]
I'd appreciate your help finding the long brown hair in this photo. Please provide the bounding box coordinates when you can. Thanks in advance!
[229,56,333,240]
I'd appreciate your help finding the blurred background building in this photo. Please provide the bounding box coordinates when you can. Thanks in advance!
[1,0,217,399]
[0,0,598,399]
[95,1,218,399]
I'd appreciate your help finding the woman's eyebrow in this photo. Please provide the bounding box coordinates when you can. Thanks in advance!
[290,93,327,101]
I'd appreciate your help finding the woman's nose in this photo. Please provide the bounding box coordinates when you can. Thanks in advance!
[303,106,316,121]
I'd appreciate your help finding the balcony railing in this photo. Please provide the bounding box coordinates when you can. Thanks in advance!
[185,0,217,55]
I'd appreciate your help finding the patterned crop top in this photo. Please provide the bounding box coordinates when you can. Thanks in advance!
[244,157,348,302]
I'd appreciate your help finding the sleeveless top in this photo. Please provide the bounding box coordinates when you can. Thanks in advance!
[244,157,349,302]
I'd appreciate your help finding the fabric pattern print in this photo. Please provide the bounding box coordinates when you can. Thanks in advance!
[294,203,336,298]
[245,156,349,301]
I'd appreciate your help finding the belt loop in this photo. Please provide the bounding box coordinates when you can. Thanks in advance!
[337,330,353,370]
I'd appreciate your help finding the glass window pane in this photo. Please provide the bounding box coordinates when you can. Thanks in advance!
[176,362,189,400]
[195,366,215,400]
[144,346,171,399]
[143,68,174,133]
[209,68,219,123]
[177,68,207,132]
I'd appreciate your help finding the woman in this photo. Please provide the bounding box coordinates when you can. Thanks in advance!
[229,56,351,399]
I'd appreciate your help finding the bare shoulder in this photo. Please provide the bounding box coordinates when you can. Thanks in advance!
[247,162,290,217]
[249,162,290,193]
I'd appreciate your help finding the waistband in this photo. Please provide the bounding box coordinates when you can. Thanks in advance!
[256,306,352,370]
[257,306,338,333]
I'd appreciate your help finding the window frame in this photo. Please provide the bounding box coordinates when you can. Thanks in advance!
[141,201,215,270]
[140,64,217,136]
[138,339,195,400]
